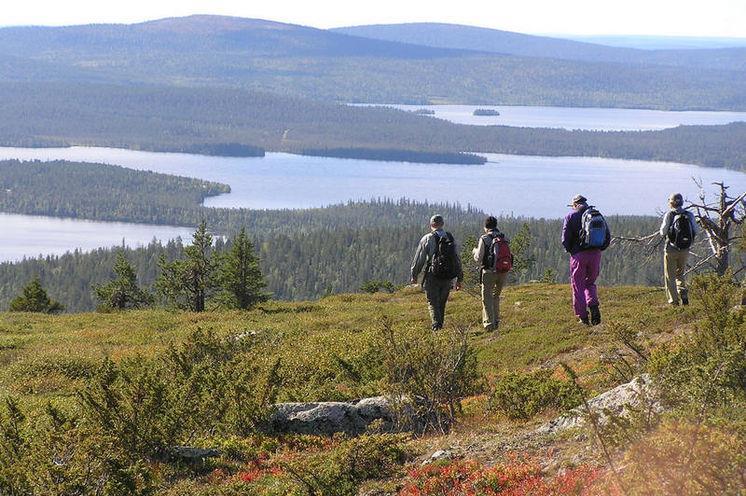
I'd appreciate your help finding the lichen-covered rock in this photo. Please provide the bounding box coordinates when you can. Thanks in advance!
[169,446,221,460]
[271,396,395,435]
[537,374,661,435]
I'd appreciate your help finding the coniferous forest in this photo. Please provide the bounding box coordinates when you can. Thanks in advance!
[1,83,746,170]
[1,159,736,311]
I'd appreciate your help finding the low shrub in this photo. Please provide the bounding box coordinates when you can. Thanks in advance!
[399,457,601,496]
[376,319,481,433]
[616,420,746,495]
[488,369,583,420]
[78,328,278,460]
[360,279,397,294]
[648,273,745,413]
[279,434,410,495]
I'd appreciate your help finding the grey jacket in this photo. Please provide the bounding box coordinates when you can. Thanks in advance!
[659,208,698,249]
[410,230,463,282]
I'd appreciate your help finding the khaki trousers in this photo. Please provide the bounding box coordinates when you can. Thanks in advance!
[481,270,508,330]
[664,246,689,304]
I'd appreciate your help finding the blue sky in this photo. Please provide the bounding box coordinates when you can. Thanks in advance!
[3,0,746,37]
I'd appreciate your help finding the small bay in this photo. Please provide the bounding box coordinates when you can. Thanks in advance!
[0,213,191,263]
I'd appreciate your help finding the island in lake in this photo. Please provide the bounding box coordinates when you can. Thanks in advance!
[473,108,500,116]
[411,108,436,115]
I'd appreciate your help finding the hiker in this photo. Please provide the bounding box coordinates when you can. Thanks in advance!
[562,194,611,325]
[659,193,698,305]
[472,216,512,334]
[410,214,463,330]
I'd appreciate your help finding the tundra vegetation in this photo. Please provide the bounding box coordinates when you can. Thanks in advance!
[0,273,743,494]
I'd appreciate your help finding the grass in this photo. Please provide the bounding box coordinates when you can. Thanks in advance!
[2,282,736,495]
[0,283,694,410]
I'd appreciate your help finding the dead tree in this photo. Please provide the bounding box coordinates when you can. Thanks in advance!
[688,182,746,277]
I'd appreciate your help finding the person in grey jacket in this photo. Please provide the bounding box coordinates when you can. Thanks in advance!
[659,193,698,305]
[410,214,463,330]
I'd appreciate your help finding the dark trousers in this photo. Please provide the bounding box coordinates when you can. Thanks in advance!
[424,275,452,328]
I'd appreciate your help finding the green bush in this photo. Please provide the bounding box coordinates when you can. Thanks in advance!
[0,399,155,496]
[79,328,278,461]
[359,279,396,294]
[648,273,745,413]
[488,369,583,420]
[376,319,481,434]
[280,434,409,496]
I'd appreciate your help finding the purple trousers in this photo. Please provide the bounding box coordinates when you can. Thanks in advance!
[570,249,602,318]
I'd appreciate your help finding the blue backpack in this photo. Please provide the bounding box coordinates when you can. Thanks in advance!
[579,206,609,250]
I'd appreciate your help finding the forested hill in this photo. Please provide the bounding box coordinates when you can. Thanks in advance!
[2,82,746,170]
[0,15,745,109]
[333,23,746,71]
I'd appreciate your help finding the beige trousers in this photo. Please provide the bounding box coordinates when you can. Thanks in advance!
[481,270,508,330]
[664,246,689,304]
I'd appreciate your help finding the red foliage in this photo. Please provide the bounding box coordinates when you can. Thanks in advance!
[399,458,601,496]
[235,456,285,484]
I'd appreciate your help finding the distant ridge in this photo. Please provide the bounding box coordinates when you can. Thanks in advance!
[565,34,746,50]
[0,15,745,109]
[332,22,746,71]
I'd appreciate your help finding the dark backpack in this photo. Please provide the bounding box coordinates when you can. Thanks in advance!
[668,211,695,250]
[579,206,609,250]
[483,233,513,273]
[430,232,458,280]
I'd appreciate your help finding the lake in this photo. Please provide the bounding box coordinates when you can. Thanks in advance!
[1,146,745,220]
[356,104,746,131]
[0,212,192,263]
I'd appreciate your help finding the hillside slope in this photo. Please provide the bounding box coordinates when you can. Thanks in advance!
[1,281,742,495]
[0,284,688,406]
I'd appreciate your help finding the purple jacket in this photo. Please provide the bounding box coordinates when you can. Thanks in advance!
[562,204,610,255]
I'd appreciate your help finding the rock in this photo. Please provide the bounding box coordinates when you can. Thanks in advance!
[231,330,259,341]
[537,374,661,435]
[169,446,221,460]
[271,396,395,436]
[428,450,453,462]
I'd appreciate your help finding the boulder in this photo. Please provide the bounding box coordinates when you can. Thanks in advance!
[271,396,395,436]
[537,374,661,435]
[169,446,221,460]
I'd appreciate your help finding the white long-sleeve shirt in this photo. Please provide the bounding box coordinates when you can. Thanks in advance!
[659,208,698,248]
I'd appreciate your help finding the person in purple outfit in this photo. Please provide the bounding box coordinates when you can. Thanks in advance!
[561,194,611,326]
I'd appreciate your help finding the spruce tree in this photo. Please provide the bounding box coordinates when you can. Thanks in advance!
[93,252,152,310]
[217,228,269,309]
[9,278,64,314]
[156,221,216,312]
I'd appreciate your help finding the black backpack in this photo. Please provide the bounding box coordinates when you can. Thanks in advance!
[430,232,458,280]
[668,211,695,250]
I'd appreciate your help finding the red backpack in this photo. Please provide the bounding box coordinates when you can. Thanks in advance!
[484,233,513,273]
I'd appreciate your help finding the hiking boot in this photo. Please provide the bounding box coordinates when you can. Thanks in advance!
[578,316,590,326]
[432,323,442,331]
[589,305,601,325]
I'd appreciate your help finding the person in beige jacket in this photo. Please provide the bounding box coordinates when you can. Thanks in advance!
[472,216,508,334]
